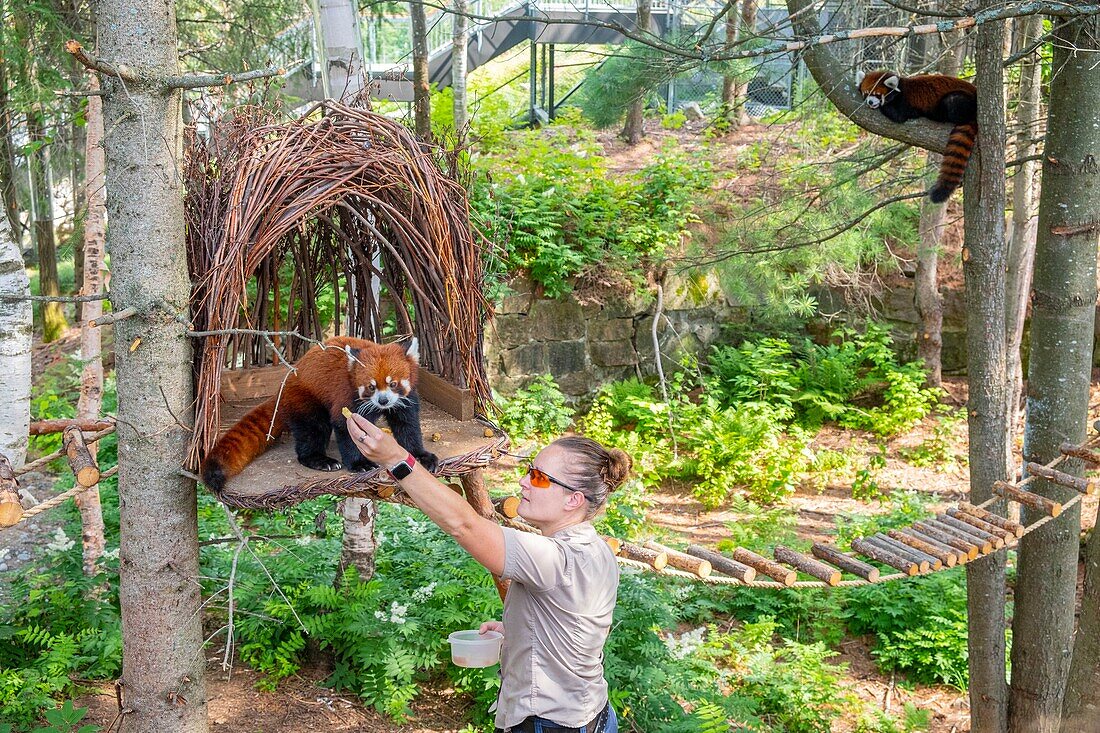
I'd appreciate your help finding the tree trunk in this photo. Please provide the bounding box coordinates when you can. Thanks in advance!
[98,0,208,727]
[1004,12,1042,463]
[719,1,741,129]
[915,161,945,387]
[0,205,31,469]
[1012,12,1100,733]
[0,50,21,245]
[620,0,651,144]
[338,497,377,582]
[1065,524,1100,732]
[732,0,756,128]
[75,76,106,576]
[913,26,958,389]
[964,7,1010,732]
[27,110,68,342]
[410,0,431,139]
[452,0,469,139]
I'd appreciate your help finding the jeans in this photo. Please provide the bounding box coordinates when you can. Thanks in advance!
[497,704,617,733]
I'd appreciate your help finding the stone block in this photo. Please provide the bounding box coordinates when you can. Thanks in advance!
[500,343,548,375]
[556,370,595,396]
[490,315,533,349]
[664,270,726,309]
[602,290,651,319]
[546,340,587,374]
[527,299,586,340]
[587,318,635,342]
[591,340,638,367]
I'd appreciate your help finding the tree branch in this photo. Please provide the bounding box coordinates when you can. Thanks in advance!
[165,63,298,90]
[785,0,951,154]
[64,40,139,84]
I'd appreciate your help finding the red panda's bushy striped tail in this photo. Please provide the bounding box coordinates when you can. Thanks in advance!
[929,122,977,203]
[200,399,284,491]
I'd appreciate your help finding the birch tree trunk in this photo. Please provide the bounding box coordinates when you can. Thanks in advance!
[963,7,1010,732]
[620,0,651,144]
[732,0,756,128]
[410,0,432,139]
[0,208,30,469]
[98,0,208,727]
[719,1,741,129]
[338,497,377,582]
[75,75,106,575]
[1010,12,1100,733]
[452,0,469,139]
[27,109,68,342]
[1003,12,1042,460]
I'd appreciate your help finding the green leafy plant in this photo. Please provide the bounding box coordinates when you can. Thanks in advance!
[899,406,966,470]
[494,374,574,442]
[28,700,98,733]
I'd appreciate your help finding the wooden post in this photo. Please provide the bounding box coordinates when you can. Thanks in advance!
[63,425,101,488]
[732,547,797,586]
[774,545,840,585]
[0,454,23,528]
[811,543,880,582]
[460,469,494,519]
[643,540,712,578]
[686,545,757,582]
[993,479,1063,517]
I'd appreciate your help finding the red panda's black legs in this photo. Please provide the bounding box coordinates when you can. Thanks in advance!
[333,417,378,472]
[290,410,343,472]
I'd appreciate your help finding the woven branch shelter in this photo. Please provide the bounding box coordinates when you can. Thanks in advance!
[183,101,503,509]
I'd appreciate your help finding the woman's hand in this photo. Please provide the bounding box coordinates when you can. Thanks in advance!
[479,620,505,636]
[344,410,407,467]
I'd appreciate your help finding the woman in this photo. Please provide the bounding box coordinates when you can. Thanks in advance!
[345,412,631,733]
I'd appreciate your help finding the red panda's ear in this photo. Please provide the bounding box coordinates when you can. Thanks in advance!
[855,70,866,86]
[884,74,900,91]
[403,337,420,364]
[345,345,362,367]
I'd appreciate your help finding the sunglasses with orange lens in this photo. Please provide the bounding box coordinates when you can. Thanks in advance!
[524,463,581,493]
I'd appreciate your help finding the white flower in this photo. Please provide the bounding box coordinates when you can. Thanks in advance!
[664,626,706,660]
[46,527,75,553]
[294,536,313,546]
[389,601,408,624]
[412,582,437,602]
[374,610,387,620]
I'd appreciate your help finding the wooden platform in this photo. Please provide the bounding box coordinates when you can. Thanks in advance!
[212,398,508,510]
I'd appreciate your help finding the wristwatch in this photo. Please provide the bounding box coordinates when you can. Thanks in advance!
[388,453,416,480]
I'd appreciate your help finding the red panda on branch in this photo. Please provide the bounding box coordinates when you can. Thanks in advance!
[856,70,977,203]
[201,336,439,492]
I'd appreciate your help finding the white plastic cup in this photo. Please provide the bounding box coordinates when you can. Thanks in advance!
[448,629,503,668]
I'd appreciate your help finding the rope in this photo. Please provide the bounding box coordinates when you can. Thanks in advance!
[19,466,118,520]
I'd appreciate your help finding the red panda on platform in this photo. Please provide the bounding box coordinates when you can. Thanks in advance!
[201,336,439,491]
[857,70,977,203]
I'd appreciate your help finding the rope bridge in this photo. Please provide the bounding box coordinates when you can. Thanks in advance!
[3,419,1096,594]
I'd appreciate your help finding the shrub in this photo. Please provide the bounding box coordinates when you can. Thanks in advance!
[494,374,574,442]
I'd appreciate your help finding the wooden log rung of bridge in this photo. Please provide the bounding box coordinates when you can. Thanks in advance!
[1025,461,1095,496]
[954,503,1024,538]
[917,519,992,555]
[492,495,520,518]
[887,529,957,567]
[811,543,880,582]
[620,542,667,570]
[730,547,796,586]
[872,534,936,572]
[945,507,1016,544]
[774,545,841,586]
[912,521,981,559]
[63,425,101,488]
[686,545,757,583]
[851,537,920,576]
[1059,442,1100,468]
[993,479,1063,517]
[643,540,712,578]
[936,515,1005,550]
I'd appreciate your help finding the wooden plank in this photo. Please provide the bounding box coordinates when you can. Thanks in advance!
[811,543,880,582]
[686,545,757,582]
[1025,461,1095,495]
[733,547,796,586]
[220,365,290,403]
[219,364,475,421]
[417,369,475,421]
[644,540,712,578]
[993,480,1062,517]
[774,545,841,586]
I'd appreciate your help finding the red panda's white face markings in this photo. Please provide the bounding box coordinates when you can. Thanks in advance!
[858,71,900,110]
[347,345,416,413]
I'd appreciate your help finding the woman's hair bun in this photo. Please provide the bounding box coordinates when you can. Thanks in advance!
[604,448,632,492]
